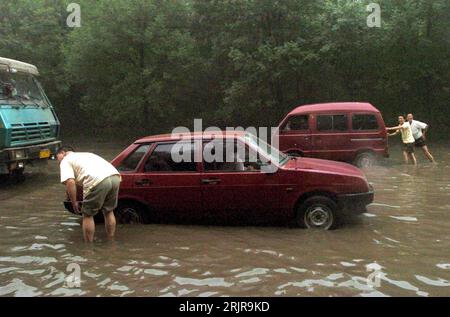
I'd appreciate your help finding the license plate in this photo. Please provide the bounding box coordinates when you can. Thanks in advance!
[39,149,50,159]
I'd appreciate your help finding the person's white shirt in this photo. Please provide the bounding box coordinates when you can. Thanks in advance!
[60,152,120,197]
[400,122,415,144]
[409,120,428,140]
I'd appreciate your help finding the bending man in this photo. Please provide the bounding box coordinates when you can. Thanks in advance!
[57,146,121,242]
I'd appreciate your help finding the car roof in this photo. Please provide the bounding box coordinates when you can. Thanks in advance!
[135,131,247,143]
[0,57,39,75]
[287,102,379,116]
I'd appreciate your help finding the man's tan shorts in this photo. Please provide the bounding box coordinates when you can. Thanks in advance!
[81,175,121,217]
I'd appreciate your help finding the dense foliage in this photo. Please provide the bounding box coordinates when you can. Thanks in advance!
[0,0,448,139]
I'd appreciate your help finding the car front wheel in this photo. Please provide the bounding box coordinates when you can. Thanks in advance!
[296,196,339,230]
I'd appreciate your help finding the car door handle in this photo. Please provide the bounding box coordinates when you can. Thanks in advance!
[135,179,152,186]
[201,178,221,184]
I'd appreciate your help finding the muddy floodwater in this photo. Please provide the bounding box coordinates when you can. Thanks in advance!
[0,142,449,297]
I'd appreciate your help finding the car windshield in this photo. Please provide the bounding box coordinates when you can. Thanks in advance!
[244,133,289,165]
[0,71,48,106]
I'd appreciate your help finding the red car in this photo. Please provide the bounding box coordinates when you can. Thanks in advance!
[275,102,389,168]
[64,132,374,230]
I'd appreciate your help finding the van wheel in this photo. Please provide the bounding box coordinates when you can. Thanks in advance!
[114,202,149,224]
[354,152,376,168]
[296,196,339,230]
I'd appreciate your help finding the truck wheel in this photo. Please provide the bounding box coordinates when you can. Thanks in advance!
[354,152,376,168]
[296,196,339,230]
[11,168,25,184]
[114,201,149,224]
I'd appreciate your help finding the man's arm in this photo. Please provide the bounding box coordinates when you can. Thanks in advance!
[388,130,400,137]
[422,124,429,139]
[386,125,402,132]
[65,179,80,214]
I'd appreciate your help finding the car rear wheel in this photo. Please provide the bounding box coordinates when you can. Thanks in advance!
[354,152,376,168]
[114,201,149,224]
[296,196,339,230]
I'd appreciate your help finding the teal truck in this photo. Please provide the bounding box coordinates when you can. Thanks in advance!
[0,57,61,177]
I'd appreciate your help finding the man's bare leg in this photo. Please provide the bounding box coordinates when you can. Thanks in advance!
[82,215,95,242]
[410,153,417,166]
[103,210,116,239]
[421,145,435,162]
[403,151,409,164]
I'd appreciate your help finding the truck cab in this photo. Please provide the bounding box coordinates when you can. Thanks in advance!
[0,57,61,177]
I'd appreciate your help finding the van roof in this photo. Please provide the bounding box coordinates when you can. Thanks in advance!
[288,102,379,115]
[0,57,39,75]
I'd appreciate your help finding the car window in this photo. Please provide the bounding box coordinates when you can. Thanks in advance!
[117,144,150,172]
[284,115,309,131]
[144,142,197,172]
[203,140,261,172]
[317,115,347,131]
[352,114,379,130]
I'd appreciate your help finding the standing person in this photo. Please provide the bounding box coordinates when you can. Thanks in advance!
[386,116,417,165]
[56,146,121,242]
[407,114,435,162]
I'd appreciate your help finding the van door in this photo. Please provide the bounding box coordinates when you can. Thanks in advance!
[311,113,351,161]
[278,114,311,156]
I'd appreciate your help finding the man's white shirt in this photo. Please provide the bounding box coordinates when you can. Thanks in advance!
[409,120,428,140]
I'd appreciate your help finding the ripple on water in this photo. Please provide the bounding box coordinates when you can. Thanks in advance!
[174,276,234,287]
[0,256,57,265]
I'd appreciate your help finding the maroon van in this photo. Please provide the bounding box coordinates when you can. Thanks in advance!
[64,131,374,230]
[275,102,389,168]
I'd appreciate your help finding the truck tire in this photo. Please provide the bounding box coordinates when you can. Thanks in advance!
[296,196,339,230]
[11,168,25,184]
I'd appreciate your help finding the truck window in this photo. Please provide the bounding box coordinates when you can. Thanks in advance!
[317,115,347,131]
[144,142,197,172]
[284,115,309,131]
[352,114,379,130]
[117,144,150,171]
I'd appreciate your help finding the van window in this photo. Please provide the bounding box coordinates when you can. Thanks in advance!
[284,115,309,131]
[352,114,379,130]
[317,115,347,131]
[144,143,197,172]
[117,144,150,172]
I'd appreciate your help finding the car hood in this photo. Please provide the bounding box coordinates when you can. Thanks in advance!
[283,157,365,178]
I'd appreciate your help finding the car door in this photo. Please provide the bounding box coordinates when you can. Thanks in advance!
[200,137,282,223]
[132,141,202,220]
